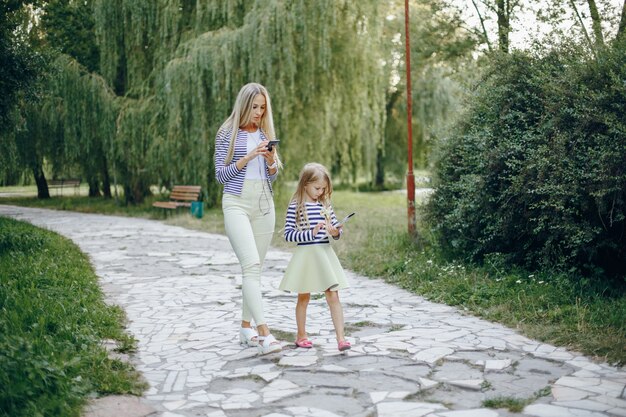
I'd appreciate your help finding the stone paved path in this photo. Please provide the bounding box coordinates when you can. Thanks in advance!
[2,205,625,417]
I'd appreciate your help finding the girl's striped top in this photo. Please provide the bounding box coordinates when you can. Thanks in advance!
[214,127,278,196]
[284,201,342,245]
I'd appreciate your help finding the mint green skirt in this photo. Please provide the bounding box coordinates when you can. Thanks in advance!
[279,244,348,293]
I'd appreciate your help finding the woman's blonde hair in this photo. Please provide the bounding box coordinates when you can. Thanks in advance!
[290,163,333,230]
[219,82,279,165]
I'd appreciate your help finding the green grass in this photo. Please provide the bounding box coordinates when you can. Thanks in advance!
[483,387,551,412]
[2,185,625,366]
[482,397,529,413]
[0,187,162,219]
[0,217,147,417]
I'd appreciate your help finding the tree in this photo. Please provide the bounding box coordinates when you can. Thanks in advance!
[619,0,626,41]
[40,0,99,72]
[89,0,390,204]
[39,0,113,197]
[463,0,523,52]
[0,0,49,191]
[0,0,43,132]
[380,0,477,185]
[537,0,625,50]
[13,0,483,203]
[586,0,606,46]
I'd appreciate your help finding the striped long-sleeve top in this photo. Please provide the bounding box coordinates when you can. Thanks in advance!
[214,127,278,196]
[284,201,342,245]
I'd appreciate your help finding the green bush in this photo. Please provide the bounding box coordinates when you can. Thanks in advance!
[427,42,626,283]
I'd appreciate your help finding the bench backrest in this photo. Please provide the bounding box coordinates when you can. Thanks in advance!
[170,185,201,202]
[49,179,80,186]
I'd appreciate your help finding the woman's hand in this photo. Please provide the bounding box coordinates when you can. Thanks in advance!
[236,140,273,170]
[262,142,276,168]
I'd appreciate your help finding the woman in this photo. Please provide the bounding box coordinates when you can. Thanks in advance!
[214,82,282,354]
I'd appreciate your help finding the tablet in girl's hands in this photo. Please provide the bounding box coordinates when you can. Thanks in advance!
[338,212,356,226]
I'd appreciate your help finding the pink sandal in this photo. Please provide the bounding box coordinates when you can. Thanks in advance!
[295,338,313,348]
[338,340,351,352]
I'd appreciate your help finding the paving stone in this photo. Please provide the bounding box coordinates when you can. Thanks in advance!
[437,409,500,417]
[2,205,624,417]
[281,395,364,416]
[448,379,485,390]
[82,395,156,417]
[376,401,447,417]
[279,355,319,367]
[524,403,608,416]
[553,399,612,412]
[551,386,590,401]
[433,361,484,382]
[485,359,512,371]
[419,385,487,409]
[412,347,455,364]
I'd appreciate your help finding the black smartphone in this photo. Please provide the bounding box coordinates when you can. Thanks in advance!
[267,140,280,151]
[338,212,356,226]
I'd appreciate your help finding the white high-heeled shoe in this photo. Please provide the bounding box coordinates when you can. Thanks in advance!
[239,327,259,347]
[257,333,282,355]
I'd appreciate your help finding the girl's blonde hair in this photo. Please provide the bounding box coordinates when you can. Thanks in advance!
[219,82,280,166]
[291,163,333,230]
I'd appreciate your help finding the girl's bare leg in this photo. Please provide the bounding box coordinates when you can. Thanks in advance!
[296,293,310,340]
[324,290,345,342]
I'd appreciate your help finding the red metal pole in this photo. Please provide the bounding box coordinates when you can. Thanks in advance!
[405,0,416,236]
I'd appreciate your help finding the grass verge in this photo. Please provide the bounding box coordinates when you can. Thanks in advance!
[0,217,147,417]
[2,186,625,366]
[343,203,626,366]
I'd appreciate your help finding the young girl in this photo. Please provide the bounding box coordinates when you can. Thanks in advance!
[279,163,352,352]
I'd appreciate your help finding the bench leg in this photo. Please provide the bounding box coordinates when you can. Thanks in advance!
[157,208,171,219]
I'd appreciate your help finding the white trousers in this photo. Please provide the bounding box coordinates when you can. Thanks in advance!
[222,180,275,325]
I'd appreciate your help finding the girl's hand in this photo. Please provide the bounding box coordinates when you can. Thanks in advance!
[326,219,340,238]
[312,222,325,236]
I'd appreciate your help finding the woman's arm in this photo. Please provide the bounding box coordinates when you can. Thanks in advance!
[214,130,241,184]
[261,131,278,181]
[266,153,278,181]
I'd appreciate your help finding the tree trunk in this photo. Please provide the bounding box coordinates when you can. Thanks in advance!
[496,0,509,52]
[587,0,605,47]
[101,156,112,198]
[569,0,595,51]
[124,179,150,205]
[88,179,101,197]
[472,0,493,51]
[374,145,385,189]
[617,0,626,42]
[33,166,50,199]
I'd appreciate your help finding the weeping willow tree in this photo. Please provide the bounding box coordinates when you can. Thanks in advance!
[6,0,474,204]
[90,0,387,204]
[0,53,117,198]
[45,56,118,197]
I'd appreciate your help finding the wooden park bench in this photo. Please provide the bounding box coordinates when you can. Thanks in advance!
[152,185,202,212]
[48,178,81,196]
